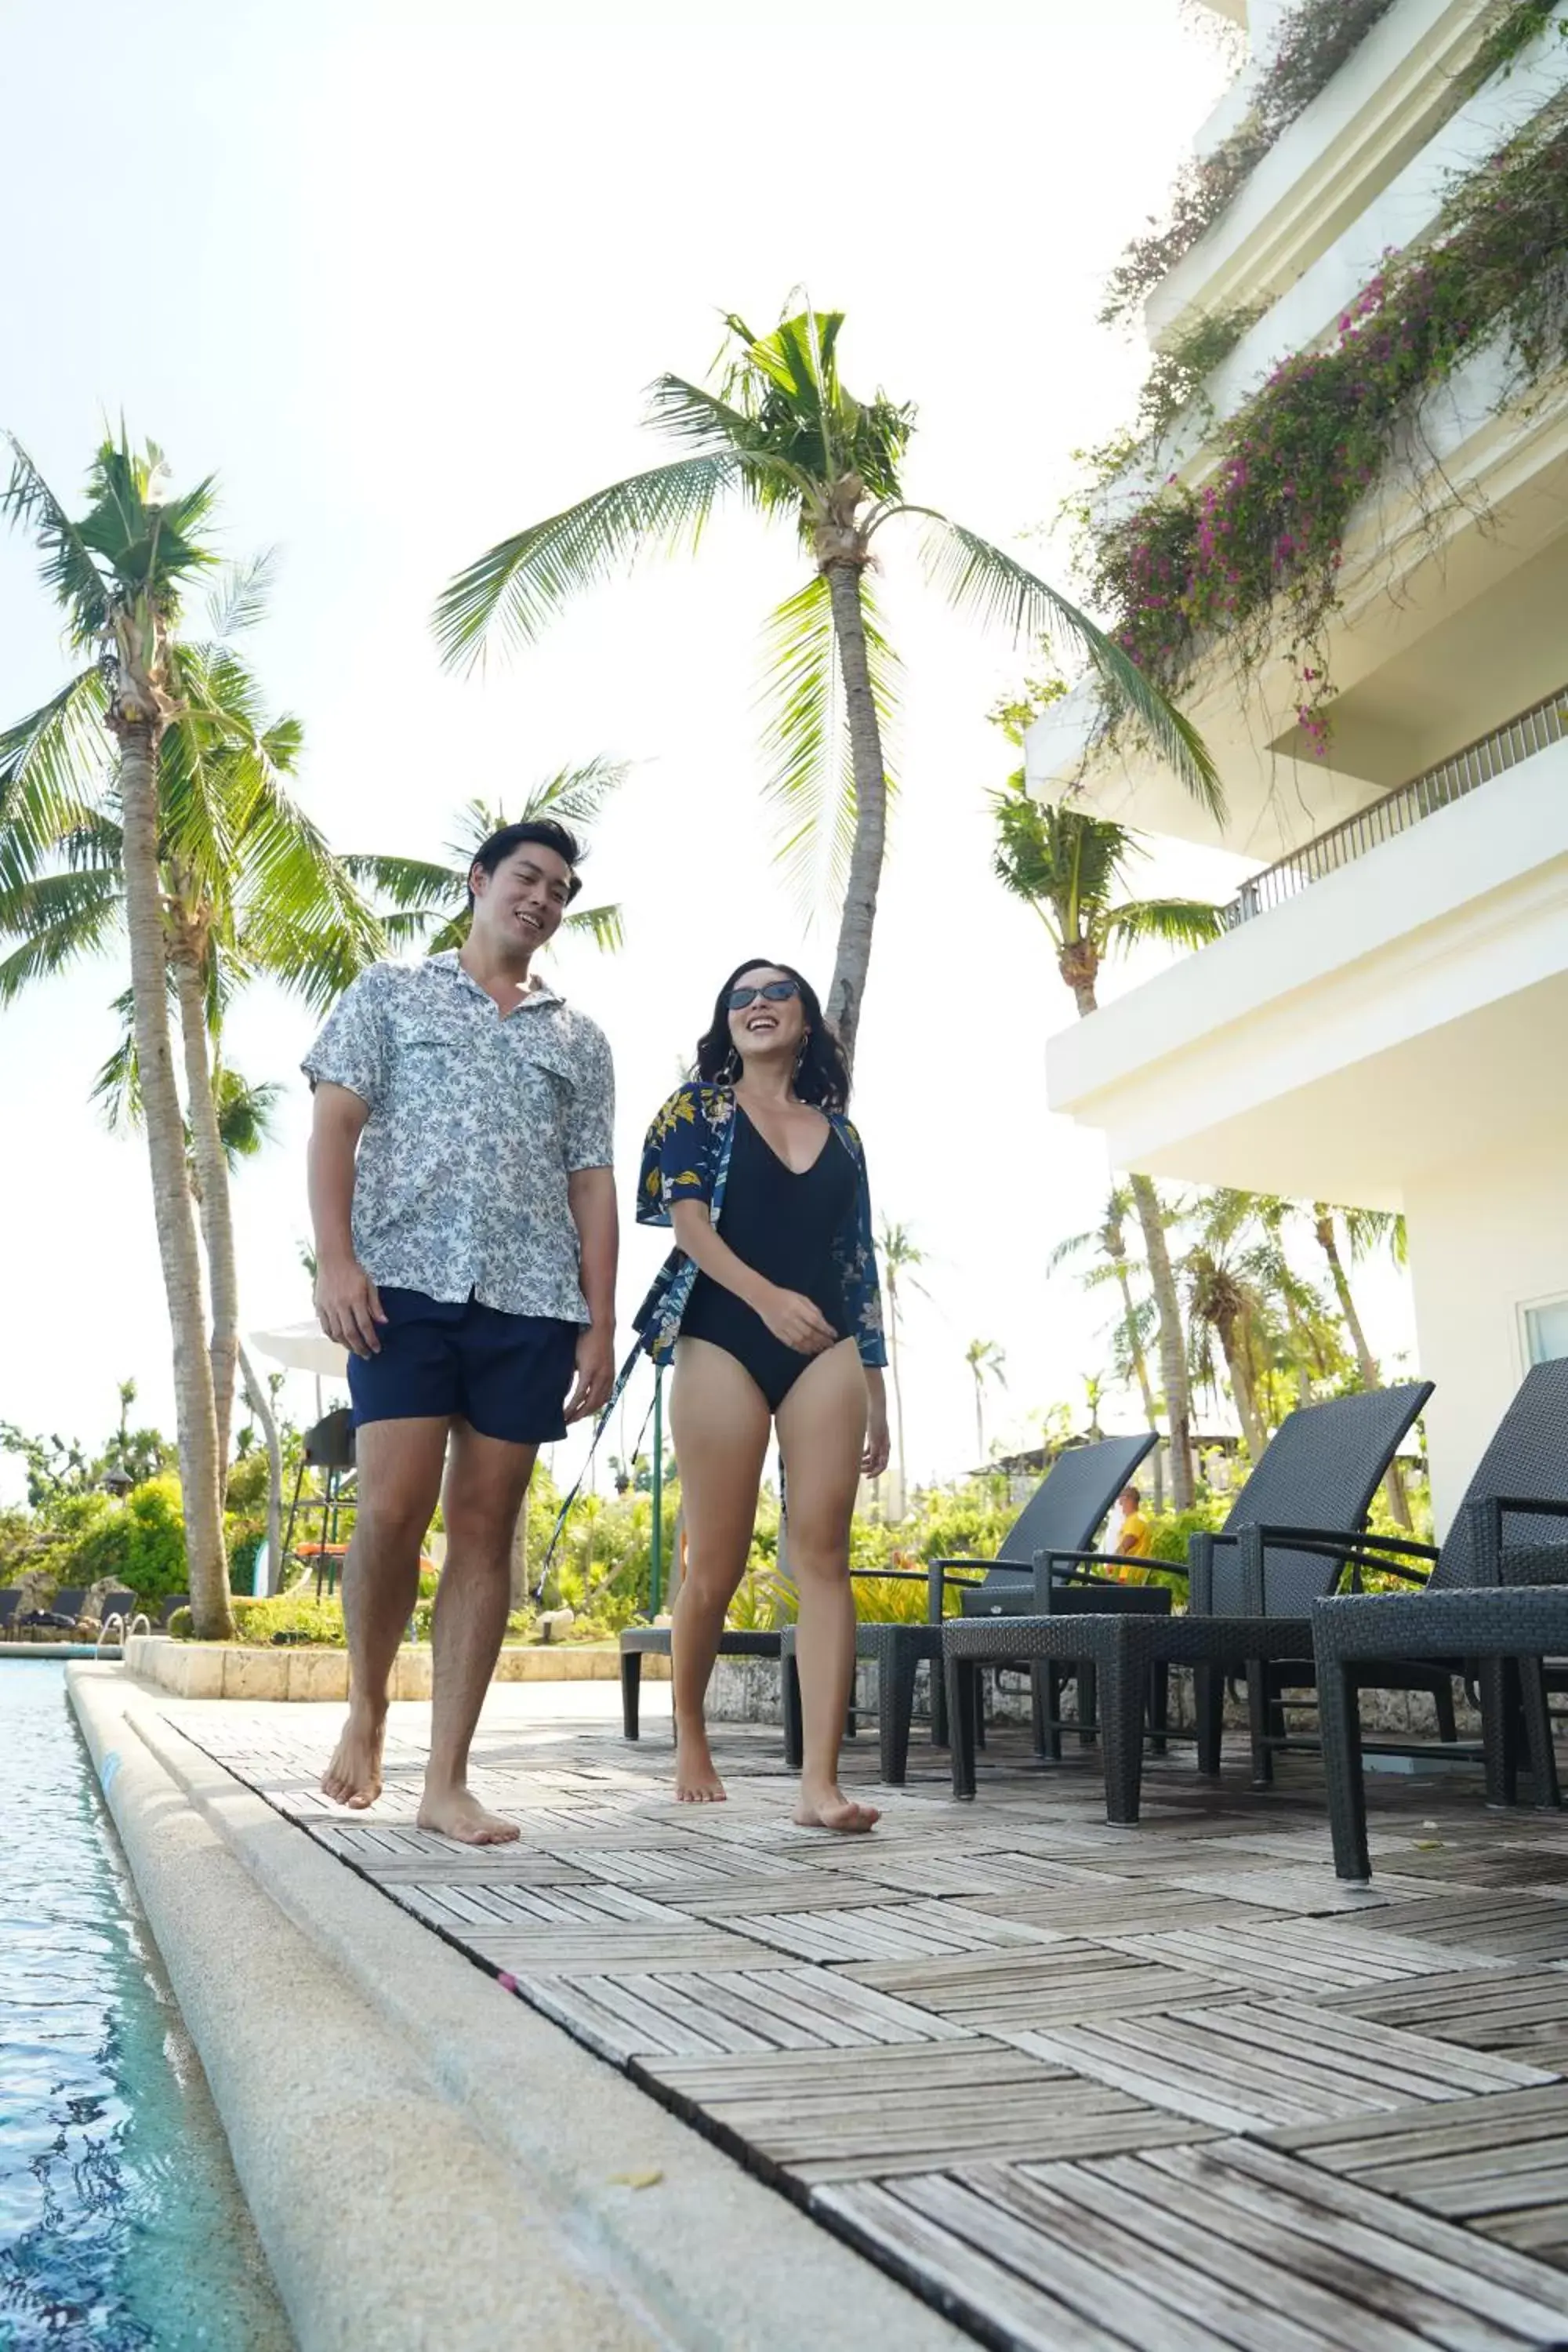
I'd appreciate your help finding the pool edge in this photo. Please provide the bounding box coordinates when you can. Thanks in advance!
[66,1664,967,2352]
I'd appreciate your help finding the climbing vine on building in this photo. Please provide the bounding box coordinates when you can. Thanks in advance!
[1089,106,1568,751]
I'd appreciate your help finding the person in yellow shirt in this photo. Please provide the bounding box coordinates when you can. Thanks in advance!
[1113,1484,1152,1584]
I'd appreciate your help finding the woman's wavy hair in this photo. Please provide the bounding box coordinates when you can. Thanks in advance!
[693,958,851,1112]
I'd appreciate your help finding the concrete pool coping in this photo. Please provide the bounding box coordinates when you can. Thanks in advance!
[1,1641,122,1658]
[67,1664,965,2352]
[124,1632,668,1700]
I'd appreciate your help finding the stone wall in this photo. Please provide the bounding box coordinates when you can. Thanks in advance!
[707,1654,1478,1741]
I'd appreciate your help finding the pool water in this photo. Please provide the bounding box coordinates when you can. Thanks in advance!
[0,1664,293,2350]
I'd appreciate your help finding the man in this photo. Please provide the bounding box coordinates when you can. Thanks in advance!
[1112,1483,1152,1585]
[303,818,617,1845]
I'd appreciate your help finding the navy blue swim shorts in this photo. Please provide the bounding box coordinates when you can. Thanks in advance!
[347,1288,579,1446]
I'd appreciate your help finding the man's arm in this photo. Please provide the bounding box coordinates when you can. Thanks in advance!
[564,1166,618,1422]
[307,1083,387,1358]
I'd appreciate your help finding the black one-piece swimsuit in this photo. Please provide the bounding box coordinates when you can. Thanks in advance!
[679,1104,857,1411]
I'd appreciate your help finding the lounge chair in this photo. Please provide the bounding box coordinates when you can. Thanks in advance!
[619,1432,1156,1753]
[1250,1357,1568,1795]
[779,1432,1160,1784]
[944,1381,1432,1823]
[1316,1573,1568,1882]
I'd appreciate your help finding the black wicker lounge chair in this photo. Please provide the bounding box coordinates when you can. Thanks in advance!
[619,1432,1156,1751]
[777,1432,1160,1782]
[1316,1577,1568,1882]
[944,1381,1432,1823]
[1252,1358,1568,1792]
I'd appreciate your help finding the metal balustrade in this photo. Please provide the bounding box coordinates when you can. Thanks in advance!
[1223,684,1568,929]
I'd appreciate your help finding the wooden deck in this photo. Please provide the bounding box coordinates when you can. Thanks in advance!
[173,1697,1568,2350]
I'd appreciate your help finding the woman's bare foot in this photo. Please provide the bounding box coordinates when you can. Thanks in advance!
[417,1784,520,1845]
[321,1708,387,1809]
[795,1781,880,1834]
[673,1730,726,1804]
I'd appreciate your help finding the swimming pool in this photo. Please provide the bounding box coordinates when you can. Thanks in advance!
[0,1664,292,2350]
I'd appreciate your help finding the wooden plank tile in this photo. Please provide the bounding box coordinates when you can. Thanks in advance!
[851,1945,1241,2031]
[1108,1917,1504,1991]
[1011,2003,1550,2135]
[1325,1965,1568,2063]
[662,2048,1208,2182]
[1153,2139,1568,2343]
[1352,1895,1568,1964]
[731,1899,1059,1964]
[516,1966,973,2063]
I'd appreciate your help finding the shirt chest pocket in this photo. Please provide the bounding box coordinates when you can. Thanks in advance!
[386,1014,490,1126]
[511,1033,579,1126]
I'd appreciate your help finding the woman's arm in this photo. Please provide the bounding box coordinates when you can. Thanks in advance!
[670,1200,837,1356]
[862,1368,891,1477]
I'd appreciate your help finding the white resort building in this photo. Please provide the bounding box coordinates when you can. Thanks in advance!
[1029,0,1568,1527]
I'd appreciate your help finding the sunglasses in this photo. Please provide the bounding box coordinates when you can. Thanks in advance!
[726,978,801,1013]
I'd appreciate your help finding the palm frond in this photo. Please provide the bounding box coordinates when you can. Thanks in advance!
[0,868,123,1001]
[343,850,459,911]
[204,550,277,644]
[907,514,1224,820]
[760,572,900,918]
[1,437,110,640]
[517,754,630,832]
[561,899,625,953]
[214,1065,282,1166]
[0,669,110,890]
[1047,1226,1099,1275]
[1102,896,1225,954]
[91,1006,140,1134]
[434,455,743,670]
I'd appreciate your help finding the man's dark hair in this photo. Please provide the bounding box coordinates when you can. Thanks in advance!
[466,818,585,911]
[1122,1485,1141,1508]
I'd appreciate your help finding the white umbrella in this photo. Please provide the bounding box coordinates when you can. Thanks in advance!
[250,1323,350,1381]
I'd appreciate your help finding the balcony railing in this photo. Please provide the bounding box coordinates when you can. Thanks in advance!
[1223,684,1568,928]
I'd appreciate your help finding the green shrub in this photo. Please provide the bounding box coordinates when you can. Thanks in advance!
[231,1592,347,1645]
[121,1477,187,1606]
[224,1452,271,1515]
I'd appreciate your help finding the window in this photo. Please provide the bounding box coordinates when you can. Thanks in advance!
[1523,1297,1568,1367]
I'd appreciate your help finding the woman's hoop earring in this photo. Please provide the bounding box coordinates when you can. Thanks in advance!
[723,1047,742,1083]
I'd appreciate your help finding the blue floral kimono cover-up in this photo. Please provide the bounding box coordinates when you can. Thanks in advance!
[633,1083,887,1370]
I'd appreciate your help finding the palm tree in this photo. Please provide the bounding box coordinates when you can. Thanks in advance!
[0,432,235,1632]
[1312,1201,1413,1526]
[436,302,1220,1064]
[348,757,629,956]
[1049,1187,1165,1508]
[1,556,383,1504]
[1181,1189,1276,1461]
[964,1338,1007,1463]
[875,1218,927,1519]
[995,782,1223,1507]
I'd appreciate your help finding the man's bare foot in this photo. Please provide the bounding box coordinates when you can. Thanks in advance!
[321,1709,386,1809]
[795,1782,880,1834]
[673,1732,726,1804]
[416,1784,521,1846]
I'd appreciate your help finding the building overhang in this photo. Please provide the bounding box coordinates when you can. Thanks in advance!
[1045,735,1568,1205]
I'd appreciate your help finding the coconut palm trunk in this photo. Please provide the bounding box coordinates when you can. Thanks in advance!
[114,718,232,1638]
[1314,1207,1412,1528]
[173,941,241,1479]
[1214,1307,1268,1461]
[1110,1250,1165,1513]
[888,1319,909,1522]
[238,1342,282,1595]
[822,553,887,1062]
[1053,939,1196,1509]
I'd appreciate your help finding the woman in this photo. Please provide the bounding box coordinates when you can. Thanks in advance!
[636,960,889,1832]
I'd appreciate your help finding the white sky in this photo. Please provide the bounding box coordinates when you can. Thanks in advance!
[0,0,1416,1506]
